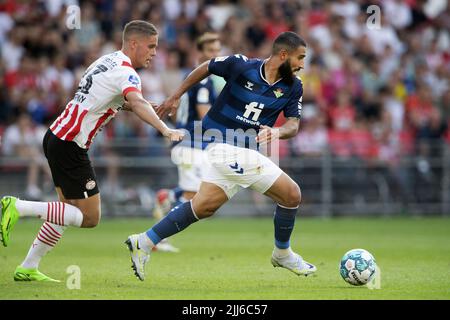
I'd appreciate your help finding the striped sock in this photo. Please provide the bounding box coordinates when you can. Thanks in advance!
[15,199,83,227]
[21,222,66,269]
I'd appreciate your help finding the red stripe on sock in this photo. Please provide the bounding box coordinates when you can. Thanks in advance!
[44,222,62,237]
[48,202,52,223]
[37,234,56,247]
[47,203,50,221]
[57,202,61,225]
[52,202,56,224]
[39,228,59,244]
[59,202,63,225]
[41,224,61,241]
[56,202,60,225]
[51,202,55,224]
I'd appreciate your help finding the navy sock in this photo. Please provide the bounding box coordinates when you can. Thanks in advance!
[172,199,183,208]
[173,187,184,201]
[273,205,297,249]
[146,201,198,245]
[171,187,184,208]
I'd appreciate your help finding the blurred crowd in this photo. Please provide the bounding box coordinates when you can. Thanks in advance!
[0,0,449,198]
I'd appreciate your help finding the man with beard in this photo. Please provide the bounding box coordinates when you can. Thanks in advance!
[124,31,316,281]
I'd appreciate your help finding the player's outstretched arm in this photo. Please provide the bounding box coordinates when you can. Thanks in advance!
[256,118,300,144]
[125,91,185,142]
[157,60,211,118]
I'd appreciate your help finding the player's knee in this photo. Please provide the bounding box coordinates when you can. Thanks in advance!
[183,191,196,201]
[285,183,302,208]
[197,205,217,219]
[82,217,100,228]
[83,220,99,228]
[193,201,219,219]
[81,209,101,228]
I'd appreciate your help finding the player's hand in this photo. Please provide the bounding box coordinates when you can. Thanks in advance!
[162,128,185,142]
[157,96,180,118]
[256,125,280,145]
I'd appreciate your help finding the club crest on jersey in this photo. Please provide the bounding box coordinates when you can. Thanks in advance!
[128,75,140,85]
[273,88,284,98]
[85,179,96,190]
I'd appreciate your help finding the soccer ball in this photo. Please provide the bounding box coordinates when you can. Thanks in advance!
[339,248,377,286]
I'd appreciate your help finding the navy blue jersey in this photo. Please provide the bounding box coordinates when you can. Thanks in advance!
[176,76,216,148]
[199,54,303,149]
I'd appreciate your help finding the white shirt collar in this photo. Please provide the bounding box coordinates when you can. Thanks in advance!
[260,59,282,86]
[117,50,133,65]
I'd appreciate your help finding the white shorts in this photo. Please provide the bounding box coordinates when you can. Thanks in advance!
[171,145,207,192]
[203,143,283,199]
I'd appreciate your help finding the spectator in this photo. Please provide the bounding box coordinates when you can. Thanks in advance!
[1,112,51,199]
[292,111,328,158]
[383,0,413,30]
[329,89,356,132]
[1,26,24,71]
[0,0,448,206]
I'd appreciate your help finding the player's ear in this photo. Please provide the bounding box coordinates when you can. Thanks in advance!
[280,49,288,61]
[130,39,137,50]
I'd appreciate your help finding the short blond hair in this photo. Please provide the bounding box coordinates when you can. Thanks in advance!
[123,20,158,42]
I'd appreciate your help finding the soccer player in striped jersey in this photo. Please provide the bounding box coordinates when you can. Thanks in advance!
[125,31,317,281]
[0,20,184,282]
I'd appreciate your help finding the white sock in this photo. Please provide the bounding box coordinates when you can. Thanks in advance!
[273,247,294,258]
[138,232,154,254]
[15,199,83,227]
[21,222,66,269]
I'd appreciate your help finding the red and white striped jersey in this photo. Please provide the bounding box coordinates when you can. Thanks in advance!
[50,51,141,149]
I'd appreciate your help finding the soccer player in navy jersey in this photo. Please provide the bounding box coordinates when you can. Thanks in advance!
[125,31,316,281]
[152,33,222,253]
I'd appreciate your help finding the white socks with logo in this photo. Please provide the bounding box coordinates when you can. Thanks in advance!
[21,222,67,269]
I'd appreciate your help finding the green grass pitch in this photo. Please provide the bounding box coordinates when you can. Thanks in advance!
[0,216,449,300]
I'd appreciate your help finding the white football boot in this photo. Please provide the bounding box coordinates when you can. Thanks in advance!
[271,250,317,276]
[125,234,150,281]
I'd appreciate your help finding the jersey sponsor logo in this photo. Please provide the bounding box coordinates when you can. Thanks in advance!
[128,74,140,85]
[242,102,264,122]
[273,88,284,98]
[235,115,260,126]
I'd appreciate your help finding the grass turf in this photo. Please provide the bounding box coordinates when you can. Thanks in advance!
[0,217,449,300]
